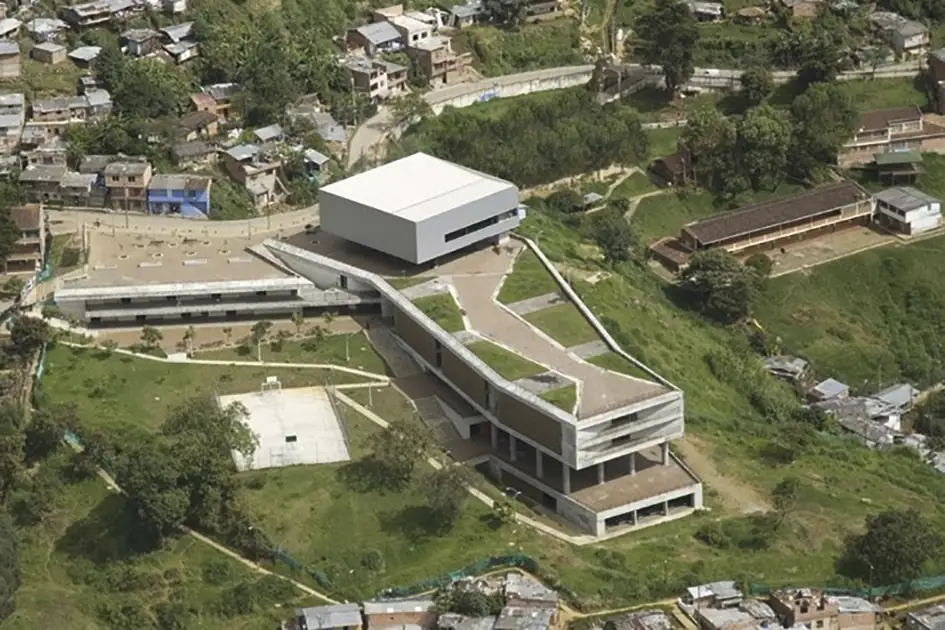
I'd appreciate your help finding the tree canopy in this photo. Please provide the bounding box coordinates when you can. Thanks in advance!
[368,418,432,490]
[635,0,699,94]
[840,509,942,585]
[401,89,648,188]
[680,249,764,323]
[740,66,774,108]
[0,509,18,622]
[789,83,858,179]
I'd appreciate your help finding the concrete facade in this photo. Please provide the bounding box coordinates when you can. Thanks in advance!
[262,238,702,538]
[319,153,523,265]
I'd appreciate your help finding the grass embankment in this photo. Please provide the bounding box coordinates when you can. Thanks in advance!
[524,304,598,348]
[412,293,465,333]
[467,340,545,381]
[497,249,560,305]
[454,20,583,77]
[755,233,945,392]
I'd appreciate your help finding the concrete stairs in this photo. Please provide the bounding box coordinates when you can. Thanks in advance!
[414,396,462,443]
[365,325,422,378]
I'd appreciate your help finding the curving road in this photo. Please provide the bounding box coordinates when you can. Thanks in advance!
[48,60,926,232]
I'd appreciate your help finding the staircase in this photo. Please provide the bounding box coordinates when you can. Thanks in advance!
[414,396,462,443]
[365,325,422,378]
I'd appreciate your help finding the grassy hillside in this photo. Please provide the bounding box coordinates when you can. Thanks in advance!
[35,209,945,608]
[755,235,945,392]
[2,453,319,630]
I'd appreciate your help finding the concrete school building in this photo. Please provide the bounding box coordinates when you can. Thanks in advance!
[53,153,702,537]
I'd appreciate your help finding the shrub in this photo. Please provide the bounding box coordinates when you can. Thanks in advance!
[361,549,385,572]
[202,559,236,586]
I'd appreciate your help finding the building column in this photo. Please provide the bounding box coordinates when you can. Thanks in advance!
[562,466,571,494]
[661,442,669,465]
[536,451,543,479]
[597,462,605,485]
[663,501,669,516]
[490,423,498,450]
[509,435,517,462]
[629,452,636,475]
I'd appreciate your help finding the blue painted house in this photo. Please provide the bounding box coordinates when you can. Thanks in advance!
[147,173,212,218]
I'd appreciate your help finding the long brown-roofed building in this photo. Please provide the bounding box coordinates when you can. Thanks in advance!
[650,182,874,272]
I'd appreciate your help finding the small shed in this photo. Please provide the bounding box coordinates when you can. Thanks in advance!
[254,123,284,144]
[31,42,66,65]
[68,46,102,68]
[808,378,850,403]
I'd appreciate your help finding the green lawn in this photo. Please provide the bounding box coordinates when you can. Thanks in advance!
[587,351,655,382]
[466,340,546,381]
[240,400,534,600]
[540,385,577,412]
[523,304,599,348]
[39,344,371,437]
[3,453,320,630]
[612,172,657,200]
[769,76,927,111]
[646,127,683,160]
[196,332,388,375]
[497,249,560,304]
[412,293,465,333]
[9,52,85,100]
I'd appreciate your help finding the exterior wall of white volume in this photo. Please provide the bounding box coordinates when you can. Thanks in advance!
[318,152,523,264]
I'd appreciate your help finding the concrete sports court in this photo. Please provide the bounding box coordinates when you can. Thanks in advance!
[218,384,351,472]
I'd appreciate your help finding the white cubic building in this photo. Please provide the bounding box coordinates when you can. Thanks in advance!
[874,186,942,235]
[318,153,524,264]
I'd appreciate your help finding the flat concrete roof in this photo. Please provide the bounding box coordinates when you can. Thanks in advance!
[320,152,516,223]
[219,386,351,471]
[66,231,295,290]
[280,232,670,418]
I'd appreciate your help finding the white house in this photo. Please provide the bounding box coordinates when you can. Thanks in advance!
[871,11,929,58]
[874,186,942,235]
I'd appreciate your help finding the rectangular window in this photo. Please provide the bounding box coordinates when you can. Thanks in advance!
[444,209,517,243]
[434,340,443,368]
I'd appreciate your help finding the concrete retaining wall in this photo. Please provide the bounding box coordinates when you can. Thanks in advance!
[427,65,594,114]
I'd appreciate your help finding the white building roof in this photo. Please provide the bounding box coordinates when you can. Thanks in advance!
[320,152,516,223]
[874,186,940,212]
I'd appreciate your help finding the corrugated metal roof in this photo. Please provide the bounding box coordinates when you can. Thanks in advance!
[874,186,939,211]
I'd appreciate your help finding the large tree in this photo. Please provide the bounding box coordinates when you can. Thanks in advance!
[680,105,737,190]
[0,509,18,622]
[680,249,763,323]
[0,404,24,504]
[24,404,77,466]
[740,66,774,107]
[369,418,432,490]
[591,208,635,263]
[9,317,49,358]
[789,83,858,179]
[840,509,941,585]
[737,104,792,192]
[424,466,468,531]
[635,0,699,94]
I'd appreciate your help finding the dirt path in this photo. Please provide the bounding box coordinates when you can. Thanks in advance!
[675,436,769,515]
